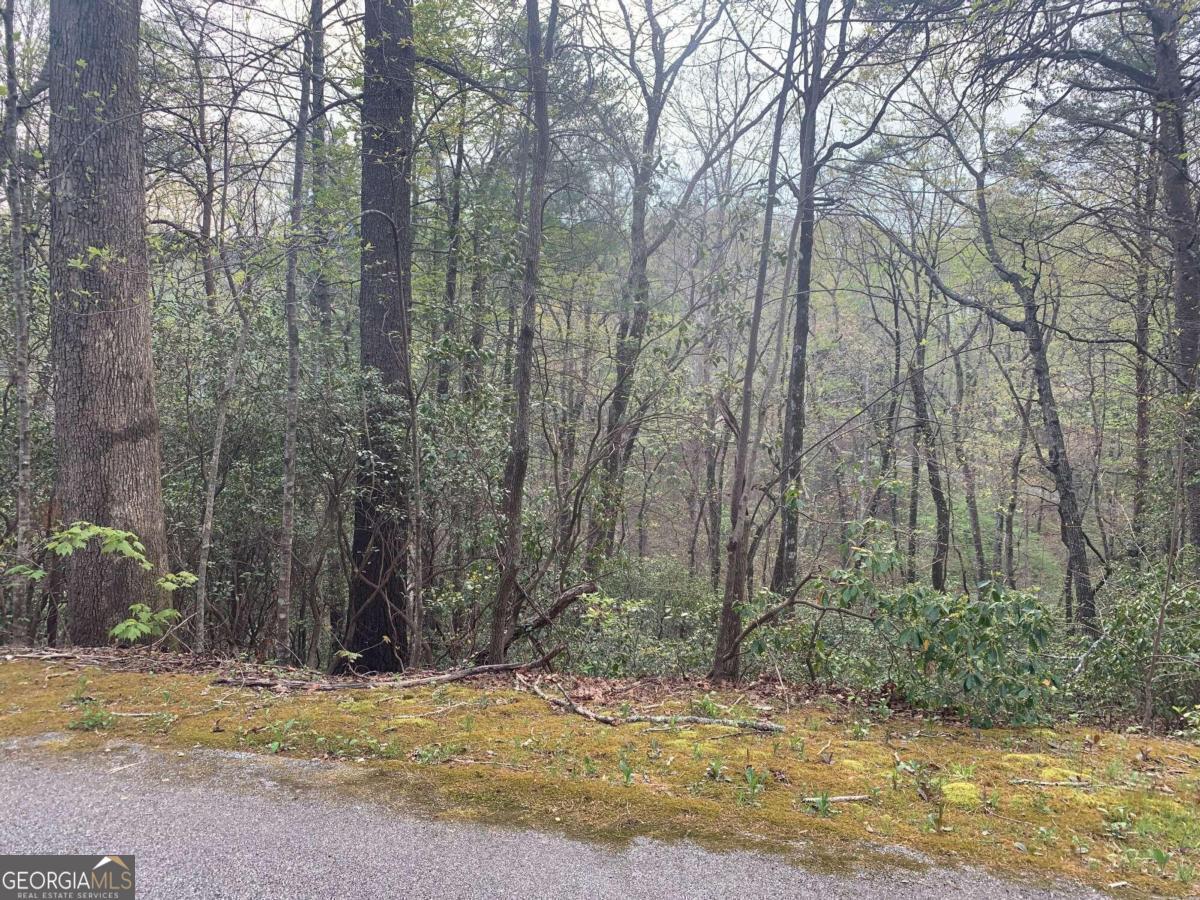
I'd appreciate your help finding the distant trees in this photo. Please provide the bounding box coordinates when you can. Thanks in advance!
[1,0,1197,689]
[975,0,1200,550]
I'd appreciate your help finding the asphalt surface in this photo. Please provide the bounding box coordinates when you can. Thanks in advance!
[0,738,1103,899]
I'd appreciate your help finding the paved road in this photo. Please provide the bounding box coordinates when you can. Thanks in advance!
[0,739,1101,899]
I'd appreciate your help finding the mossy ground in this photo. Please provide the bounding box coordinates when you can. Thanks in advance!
[2,657,1198,896]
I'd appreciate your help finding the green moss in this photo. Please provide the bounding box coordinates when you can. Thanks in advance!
[1,658,1198,897]
[1002,753,1054,768]
[942,782,981,807]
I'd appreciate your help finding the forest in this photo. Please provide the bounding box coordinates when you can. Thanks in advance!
[1,0,1198,733]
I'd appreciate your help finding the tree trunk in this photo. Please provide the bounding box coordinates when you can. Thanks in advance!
[487,0,554,663]
[1001,398,1031,588]
[773,0,829,593]
[711,5,800,681]
[906,424,920,582]
[1150,5,1200,548]
[3,0,31,640]
[274,16,313,662]
[1027,313,1096,628]
[48,0,169,645]
[437,95,465,402]
[193,307,251,653]
[910,345,950,592]
[309,0,332,335]
[950,348,987,584]
[346,0,416,672]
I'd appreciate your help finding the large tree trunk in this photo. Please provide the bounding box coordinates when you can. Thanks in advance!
[3,0,32,641]
[48,0,169,645]
[345,0,415,672]
[487,0,553,663]
[1150,5,1200,548]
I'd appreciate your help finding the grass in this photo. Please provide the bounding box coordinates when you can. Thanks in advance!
[1,657,1198,895]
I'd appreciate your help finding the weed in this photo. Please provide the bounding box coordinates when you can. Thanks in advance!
[69,677,92,705]
[1101,805,1137,841]
[1148,847,1170,876]
[263,718,300,754]
[737,766,768,806]
[805,790,833,817]
[691,694,721,718]
[947,762,976,780]
[618,752,634,785]
[145,712,177,734]
[411,742,463,765]
[68,703,113,732]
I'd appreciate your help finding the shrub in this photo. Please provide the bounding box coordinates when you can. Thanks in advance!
[1075,560,1200,721]
[873,581,1057,725]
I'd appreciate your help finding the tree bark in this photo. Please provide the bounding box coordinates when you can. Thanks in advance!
[193,305,251,654]
[48,0,169,645]
[1148,5,1200,547]
[772,0,829,593]
[345,0,416,672]
[3,0,32,640]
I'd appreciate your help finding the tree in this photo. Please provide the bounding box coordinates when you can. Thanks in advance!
[487,0,556,663]
[344,0,417,672]
[47,0,169,644]
[274,1,316,663]
[711,0,801,682]
[976,0,1200,549]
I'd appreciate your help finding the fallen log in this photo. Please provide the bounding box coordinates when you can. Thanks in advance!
[522,677,785,734]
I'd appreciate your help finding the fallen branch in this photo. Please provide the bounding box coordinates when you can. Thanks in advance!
[512,581,598,636]
[522,677,785,733]
[213,646,565,693]
[1009,778,1093,788]
[801,794,872,804]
